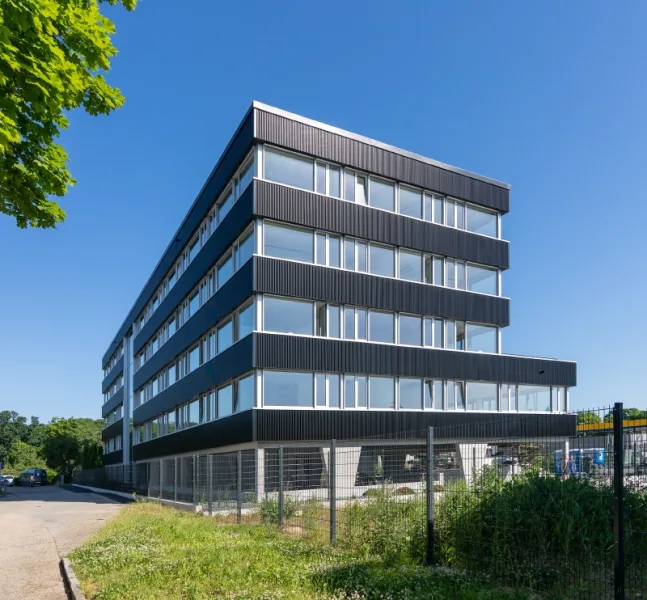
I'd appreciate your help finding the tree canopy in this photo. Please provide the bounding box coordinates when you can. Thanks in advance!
[603,408,647,423]
[0,0,136,229]
[577,411,602,425]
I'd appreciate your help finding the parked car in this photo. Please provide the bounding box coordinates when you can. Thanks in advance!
[0,474,15,486]
[17,469,48,486]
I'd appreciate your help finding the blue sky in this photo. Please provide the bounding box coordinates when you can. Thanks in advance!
[0,1,645,420]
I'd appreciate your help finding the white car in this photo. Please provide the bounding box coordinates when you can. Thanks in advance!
[1,475,15,487]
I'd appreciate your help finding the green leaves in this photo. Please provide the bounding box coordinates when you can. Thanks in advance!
[0,0,136,229]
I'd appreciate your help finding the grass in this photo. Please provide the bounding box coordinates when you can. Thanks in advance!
[69,502,527,600]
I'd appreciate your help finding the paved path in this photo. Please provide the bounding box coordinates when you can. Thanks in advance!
[0,485,125,600]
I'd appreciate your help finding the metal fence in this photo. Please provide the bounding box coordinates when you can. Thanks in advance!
[75,403,647,599]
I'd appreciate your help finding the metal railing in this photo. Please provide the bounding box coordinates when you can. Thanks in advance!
[74,403,647,599]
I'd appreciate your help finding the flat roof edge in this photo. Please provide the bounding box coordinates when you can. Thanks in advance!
[252,101,511,190]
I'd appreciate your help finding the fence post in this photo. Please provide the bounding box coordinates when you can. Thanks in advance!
[192,456,197,507]
[159,460,163,500]
[613,402,625,600]
[278,446,284,528]
[330,439,337,544]
[207,454,213,516]
[426,426,435,566]
[147,462,151,498]
[174,457,178,502]
[237,451,243,524]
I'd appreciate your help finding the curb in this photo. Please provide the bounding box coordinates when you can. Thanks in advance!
[60,558,87,600]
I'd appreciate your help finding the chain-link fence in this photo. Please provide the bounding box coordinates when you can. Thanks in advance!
[74,403,647,599]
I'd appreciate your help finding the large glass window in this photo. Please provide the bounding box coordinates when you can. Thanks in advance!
[218,189,234,222]
[263,371,313,407]
[189,239,199,262]
[433,195,444,224]
[466,205,497,237]
[217,255,233,288]
[399,250,423,282]
[466,382,498,411]
[369,376,395,409]
[329,167,341,198]
[316,373,326,407]
[264,297,313,335]
[328,374,340,408]
[433,257,443,286]
[369,244,395,278]
[217,385,233,418]
[217,320,233,353]
[189,400,200,427]
[264,223,313,263]
[466,324,497,353]
[344,307,356,339]
[399,378,422,409]
[265,148,313,191]
[369,311,394,343]
[237,159,254,197]
[399,314,422,346]
[237,375,254,412]
[356,175,367,205]
[467,265,497,295]
[369,178,395,211]
[235,232,254,268]
[328,305,340,339]
[399,186,422,219]
[189,346,200,372]
[518,385,551,412]
[238,303,254,339]
[316,164,326,194]
[189,292,199,318]
[344,170,355,201]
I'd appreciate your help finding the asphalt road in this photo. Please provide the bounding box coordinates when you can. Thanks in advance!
[0,485,125,600]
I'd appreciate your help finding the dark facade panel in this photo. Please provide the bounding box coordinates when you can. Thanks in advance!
[134,262,254,389]
[255,180,509,269]
[103,111,255,365]
[134,187,254,356]
[254,334,577,386]
[102,449,123,466]
[255,109,509,213]
[254,257,510,327]
[102,355,124,394]
[102,418,123,442]
[133,335,254,426]
[133,411,254,461]
[254,409,577,443]
[101,387,124,418]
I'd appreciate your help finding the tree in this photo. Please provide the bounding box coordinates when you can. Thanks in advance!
[604,408,647,422]
[577,411,602,425]
[80,440,103,470]
[5,440,46,473]
[41,417,104,480]
[0,0,136,229]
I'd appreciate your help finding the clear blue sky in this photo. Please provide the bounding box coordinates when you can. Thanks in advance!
[0,1,644,421]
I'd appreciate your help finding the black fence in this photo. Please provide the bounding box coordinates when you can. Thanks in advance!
[74,403,646,599]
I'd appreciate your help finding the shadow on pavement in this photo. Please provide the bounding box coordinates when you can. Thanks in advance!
[0,484,133,504]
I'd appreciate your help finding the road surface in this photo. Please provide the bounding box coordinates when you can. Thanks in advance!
[0,485,124,599]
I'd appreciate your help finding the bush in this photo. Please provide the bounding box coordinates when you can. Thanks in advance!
[259,494,300,525]
[340,486,426,565]
[434,467,647,593]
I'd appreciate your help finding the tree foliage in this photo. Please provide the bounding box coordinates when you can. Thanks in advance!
[41,417,104,479]
[6,440,46,473]
[0,410,45,465]
[0,0,136,229]
[577,411,602,425]
[603,408,647,422]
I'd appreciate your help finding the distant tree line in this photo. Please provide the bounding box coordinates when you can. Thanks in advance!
[0,411,104,481]
[577,408,647,425]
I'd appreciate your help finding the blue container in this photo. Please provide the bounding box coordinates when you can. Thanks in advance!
[554,449,605,474]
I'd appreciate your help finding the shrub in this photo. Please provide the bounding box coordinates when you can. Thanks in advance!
[434,467,647,593]
[259,494,300,525]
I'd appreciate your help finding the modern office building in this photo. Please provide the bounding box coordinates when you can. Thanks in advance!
[101,101,577,469]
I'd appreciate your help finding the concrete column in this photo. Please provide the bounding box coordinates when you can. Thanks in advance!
[336,446,362,496]
[255,448,265,501]
[456,443,492,486]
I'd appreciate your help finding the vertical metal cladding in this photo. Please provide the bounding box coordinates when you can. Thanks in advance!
[132,335,254,426]
[102,111,255,365]
[101,418,124,442]
[134,186,255,356]
[102,449,124,466]
[101,386,124,418]
[254,257,510,327]
[253,333,577,386]
[254,109,510,213]
[253,410,577,443]
[102,355,124,393]
[254,180,510,269]
[133,261,254,390]
[132,411,254,461]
